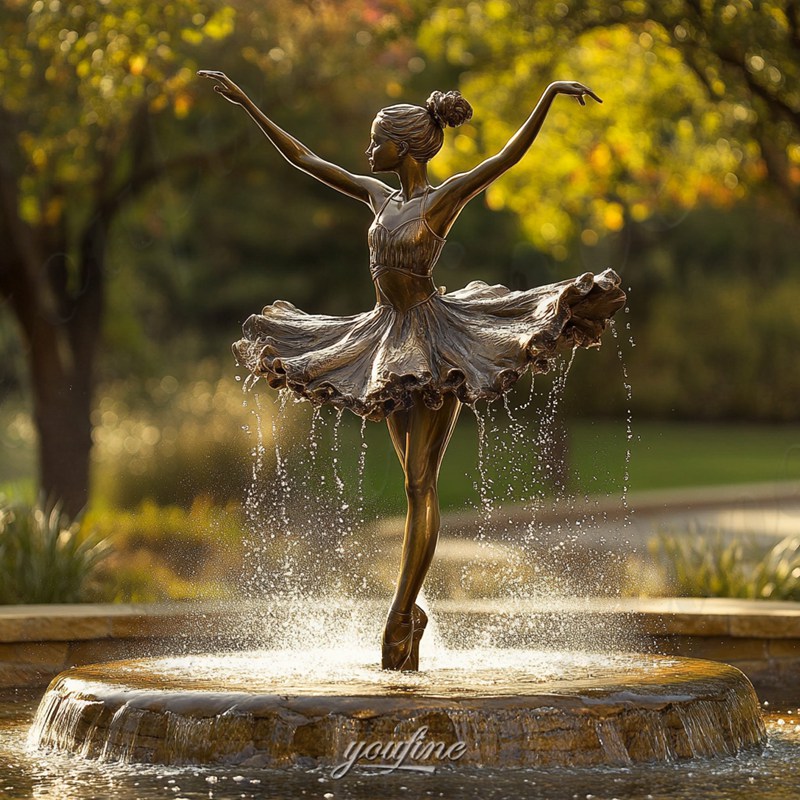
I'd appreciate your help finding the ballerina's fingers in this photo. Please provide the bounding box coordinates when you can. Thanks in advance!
[197,70,236,93]
[575,84,602,105]
[197,69,228,82]
[573,91,602,106]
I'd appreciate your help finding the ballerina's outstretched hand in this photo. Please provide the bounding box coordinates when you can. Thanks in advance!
[422,79,602,234]
[197,69,389,208]
[197,70,250,106]
[548,80,602,106]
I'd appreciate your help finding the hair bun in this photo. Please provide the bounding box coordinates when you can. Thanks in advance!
[425,90,473,128]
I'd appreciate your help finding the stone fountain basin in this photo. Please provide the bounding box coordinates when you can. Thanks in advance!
[29,651,765,769]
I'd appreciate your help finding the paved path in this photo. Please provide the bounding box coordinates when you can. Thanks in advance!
[371,480,800,551]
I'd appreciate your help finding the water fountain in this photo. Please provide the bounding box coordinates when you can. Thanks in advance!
[28,649,764,769]
[25,72,767,779]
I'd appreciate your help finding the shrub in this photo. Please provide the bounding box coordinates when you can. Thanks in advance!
[85,499,245,602]
[0,496,111,604]
[647,525,800,600]
[90,362,296,509]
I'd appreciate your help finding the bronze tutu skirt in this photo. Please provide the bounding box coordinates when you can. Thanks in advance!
[233,269,625,420]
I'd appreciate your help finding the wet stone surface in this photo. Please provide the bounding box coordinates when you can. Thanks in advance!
[5,688,800,800]
[28,651,765,769]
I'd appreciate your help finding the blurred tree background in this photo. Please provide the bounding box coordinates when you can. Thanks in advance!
[1,0,799,601]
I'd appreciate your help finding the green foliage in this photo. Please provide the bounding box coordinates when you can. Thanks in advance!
[0,491,244,604]
[559,200,800,422]
[0,400,36,492]
[1,0,234,225]
[628,274,800,420]
[418,1,800,256]
[649,525,800,600]
[85,499,244,602]
[0,496,110,604]
[569,276,800,423]
[419,8,740,255]
[90,363,287,509]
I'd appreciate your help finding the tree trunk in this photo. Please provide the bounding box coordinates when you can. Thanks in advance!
[10,217,106,519]
[30,339,94,518]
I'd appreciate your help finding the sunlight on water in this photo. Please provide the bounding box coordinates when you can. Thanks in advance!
[109,648,662,693]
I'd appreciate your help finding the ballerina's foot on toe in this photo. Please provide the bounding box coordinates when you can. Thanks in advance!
[408,604,428,671]
[382,605,428,671]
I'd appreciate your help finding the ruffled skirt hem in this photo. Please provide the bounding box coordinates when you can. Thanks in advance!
[233,269,625,420]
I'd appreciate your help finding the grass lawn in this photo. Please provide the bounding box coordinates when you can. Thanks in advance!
[306,409,800,516]
[3,391,798,513]
[0,404,36,500]
[571,420,800,495]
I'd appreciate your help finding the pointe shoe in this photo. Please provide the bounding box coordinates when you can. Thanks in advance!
[381,606,429,671]
[408,604,428,671]
[381,609,415,671]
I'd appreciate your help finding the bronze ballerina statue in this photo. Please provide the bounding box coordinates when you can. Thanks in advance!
[198,70,626,671]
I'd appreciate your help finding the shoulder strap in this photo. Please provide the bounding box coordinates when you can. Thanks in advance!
[419,186,446,242]
[419,186,431,219]
[375,189,397,219]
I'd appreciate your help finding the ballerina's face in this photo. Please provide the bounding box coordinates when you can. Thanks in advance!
[366,119,406,173]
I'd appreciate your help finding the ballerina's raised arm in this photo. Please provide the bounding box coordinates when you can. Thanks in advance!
[425,81,601,236]
[197,70,391,211]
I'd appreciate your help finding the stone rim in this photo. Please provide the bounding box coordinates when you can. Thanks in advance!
[29,653,767,769]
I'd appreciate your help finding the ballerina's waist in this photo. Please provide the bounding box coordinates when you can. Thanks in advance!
[370,263,435,281]
[370,264,442,311]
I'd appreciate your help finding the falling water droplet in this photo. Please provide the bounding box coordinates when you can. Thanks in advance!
[357,415,368,523]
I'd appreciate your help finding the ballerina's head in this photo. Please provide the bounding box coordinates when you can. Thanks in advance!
[367,90,473,172]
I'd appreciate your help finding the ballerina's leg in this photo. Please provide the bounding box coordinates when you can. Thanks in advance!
[382,392,461,668]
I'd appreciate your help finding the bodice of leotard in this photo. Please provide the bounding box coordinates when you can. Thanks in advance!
[367,189,446,283]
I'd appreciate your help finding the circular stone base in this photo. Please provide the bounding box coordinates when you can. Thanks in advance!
[29,651,765,768]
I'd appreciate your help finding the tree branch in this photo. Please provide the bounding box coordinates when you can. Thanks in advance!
[787,0,800,50]
[715,47,800,129]
[753,115,800,218]
[103,131,250,219]
[679,45,721,97]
